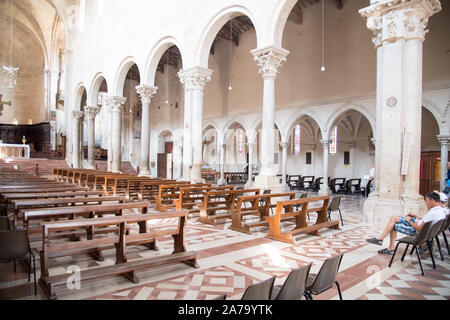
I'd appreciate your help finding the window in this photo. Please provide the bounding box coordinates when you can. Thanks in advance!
[330,126,337,154]
[238,130,244,154]
[294,124,301,155]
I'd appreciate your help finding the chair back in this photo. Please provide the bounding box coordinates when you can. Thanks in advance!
[274,263,312,300]
[308,254,344,294]
[0,230,31,260]
[414,221,433,245]
[439,214,450,233]
[299,193,308,199]
[445,214,450,230]
[241,276,276,300]
[263,189,271,195]
[211,294,227,300]
[0,216,10,231]
[328,197,341,211]
[427,219,446,240]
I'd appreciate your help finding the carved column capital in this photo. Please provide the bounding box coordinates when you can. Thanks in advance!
[136,85,158,104]
[360,0,442,47]
[83,106,100,120]
[437,135,450,145]
[105,96,127,113]
[72,110,84,121]
[251,45,289,79]
[178,67,213,91]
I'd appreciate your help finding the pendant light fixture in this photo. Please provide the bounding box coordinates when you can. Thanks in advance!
[165,48,169,104]
[320,0,326,72]
[228,19,233,91]
[3,0,19,90]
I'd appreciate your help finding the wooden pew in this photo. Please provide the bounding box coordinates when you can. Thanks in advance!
[38,211,198,300]
[155,183,211,211]
[174,185,235,214]
[229,192,296,234]
[264,195,339,244]
[14,196,127,228]
[197,188,261,225]
[105,175,164,197]
[131,180,183,201]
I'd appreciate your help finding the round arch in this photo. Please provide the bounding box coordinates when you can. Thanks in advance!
[112,56,142,96]
[88,73,108,106]
[324,104,376,140]
[143,36,185,86]
[195,5,261,68]
[222,119,248,144]
[265,0,298,47]
[283,112,324,143]
[422,99,446,134]
[73,83,87,111]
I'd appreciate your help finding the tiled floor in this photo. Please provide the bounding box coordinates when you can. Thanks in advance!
[1,194,449,300]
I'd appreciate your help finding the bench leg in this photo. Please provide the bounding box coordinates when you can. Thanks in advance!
[38,278,57,300]
[183,257,200,269]
[122,270,140,284]
[88,249,105,262]
[144,240,159,251]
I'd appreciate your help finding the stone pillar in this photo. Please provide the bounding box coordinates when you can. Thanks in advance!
[136,85,158,176]
[71,111,84,168]
[217,143,227,186]
[280,141,289,191]
[359,0,441,224]
[251,45,289,192]
[437,135,449,191]
[105,96,127,173]
[107,111,113,172]
[320,140,331,195]
[245,142,256,188]
[83,106,100,169]
[178,67,213,184]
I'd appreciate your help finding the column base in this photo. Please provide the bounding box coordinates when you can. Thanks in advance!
[217,178,227,186]
[192,178,206,184]
[402,193,427,217]
[253,174,284,193]
[319,188,331,196]
[138,168,151,177]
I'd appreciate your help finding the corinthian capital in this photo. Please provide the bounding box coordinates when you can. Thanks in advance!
[178,67,213,91]
[83,106,100,120]
[359,0,441,46]
[251,45,289,79]
[136,85,158,104]
[437,135,450,145]
[72,110,84,121]
[104,96,127,113]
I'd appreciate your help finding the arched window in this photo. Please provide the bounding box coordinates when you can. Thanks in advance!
[238,129,244,154]
[294,124,301,155]
[330,126,338,154]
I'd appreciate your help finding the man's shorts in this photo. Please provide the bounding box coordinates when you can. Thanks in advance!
[395,217,417,236]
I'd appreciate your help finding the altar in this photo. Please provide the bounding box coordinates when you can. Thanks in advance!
[0,143,30,159]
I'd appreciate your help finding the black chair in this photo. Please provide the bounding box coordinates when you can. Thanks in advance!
[328,197,343,227]
[241,276,276,300]
[427,219,446,266]
[389,221,433,276]
[304,254,344,300]
[211,294,227,300]
[0,230,37,295]
[271,263,312,300]
[438,214,450,255]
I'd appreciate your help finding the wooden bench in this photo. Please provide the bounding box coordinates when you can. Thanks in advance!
[229,192,296,234]
[265,195,339,243]
[155,183,211,211]
[224,172,247,184]
[131,180,182,201]
[174,185,235,214]
[38,211,198,300]
[197,188,261,225]
[13,196,127,228]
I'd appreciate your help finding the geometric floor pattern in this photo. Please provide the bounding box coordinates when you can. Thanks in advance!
[1,194,449,300]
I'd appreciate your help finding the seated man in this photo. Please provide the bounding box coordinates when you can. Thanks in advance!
[366,192,447,254]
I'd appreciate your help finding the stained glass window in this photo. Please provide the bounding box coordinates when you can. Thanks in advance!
[330,126,337,154]
[238,130,244,154]
[294,124,301,155]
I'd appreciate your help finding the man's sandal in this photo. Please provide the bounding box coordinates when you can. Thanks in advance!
[366,238,383,246]
[378,248,395,254]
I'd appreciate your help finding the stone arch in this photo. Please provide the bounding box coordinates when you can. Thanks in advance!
[422,99,446,134]
[143,36,185,86]
[266,0,299,47]
[88,72,108,106]
[73,83,87,111]
[195,5,261,68]
[112,56,142,96]
[222,119,248,144]
[283,112,324,143]
[248,119,282,145]
[203,120,221,143]
[324,104,376,140]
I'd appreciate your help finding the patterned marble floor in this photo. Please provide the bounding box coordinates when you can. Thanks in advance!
[1,194,449,300]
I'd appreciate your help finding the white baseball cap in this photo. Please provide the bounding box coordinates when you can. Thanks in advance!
[439,192,448,203]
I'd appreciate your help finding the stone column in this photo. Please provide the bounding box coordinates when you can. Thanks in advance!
[359,0,441,224]
[217,143,227,186]
[437,135,449,191]
[83,106,100,169]
[105,96,127,173]
[320,140,331,195]
[280,141,289,191]
[71,111,84,168]
[251,45,289,192]
[245,142,256,188]
[136,85,158,176]
[178,67,213,184]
